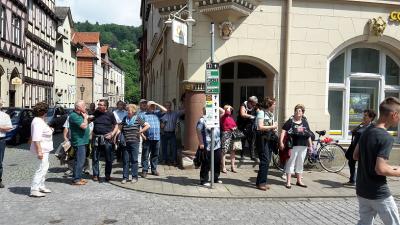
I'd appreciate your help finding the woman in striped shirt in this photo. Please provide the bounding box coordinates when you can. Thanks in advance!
[119,104,150,184]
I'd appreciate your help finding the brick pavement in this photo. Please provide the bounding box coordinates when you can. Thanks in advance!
[0,136,392,224]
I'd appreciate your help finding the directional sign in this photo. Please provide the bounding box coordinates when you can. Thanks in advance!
[205,62,220,94]
[205,94,220,128]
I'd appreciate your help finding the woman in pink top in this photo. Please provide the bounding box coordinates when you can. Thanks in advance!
[220,105,242,173]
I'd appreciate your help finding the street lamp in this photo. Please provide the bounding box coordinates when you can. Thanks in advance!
[80,84,85,100]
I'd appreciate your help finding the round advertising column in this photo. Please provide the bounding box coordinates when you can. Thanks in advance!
[181,90,205,167]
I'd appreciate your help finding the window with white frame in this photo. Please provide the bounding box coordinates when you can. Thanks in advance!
[12,15,21,46]
[328,46,400,138]
[0,6,5,39]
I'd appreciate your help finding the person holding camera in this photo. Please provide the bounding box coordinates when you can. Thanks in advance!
[255,97,278,191]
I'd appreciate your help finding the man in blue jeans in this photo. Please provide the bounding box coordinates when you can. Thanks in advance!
[161,101,184,166]
[141,101,166,177]
[69,100,90,185]
[0,98,12,188]
[92,99,118,182]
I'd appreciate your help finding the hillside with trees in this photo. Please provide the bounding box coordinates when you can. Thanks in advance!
[74,21,142,102]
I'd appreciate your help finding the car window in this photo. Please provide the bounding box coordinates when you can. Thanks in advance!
[6,110,21,123]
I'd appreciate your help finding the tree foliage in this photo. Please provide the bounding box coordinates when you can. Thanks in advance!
[74,21,141,102]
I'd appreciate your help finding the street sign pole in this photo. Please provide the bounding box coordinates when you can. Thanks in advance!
[210,22,215,189]
[205,23,219,189]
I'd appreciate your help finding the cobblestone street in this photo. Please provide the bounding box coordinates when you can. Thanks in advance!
[0,134,390,225]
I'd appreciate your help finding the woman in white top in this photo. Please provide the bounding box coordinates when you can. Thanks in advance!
[30,102,54,197]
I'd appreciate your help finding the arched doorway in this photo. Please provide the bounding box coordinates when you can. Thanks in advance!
[220,61,275,114]
[9,68,20,107]
[328,44,400,139]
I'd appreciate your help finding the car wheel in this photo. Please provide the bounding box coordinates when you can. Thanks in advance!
[13,133,21,145]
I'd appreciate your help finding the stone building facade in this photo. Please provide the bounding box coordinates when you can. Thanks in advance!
[140,0,400,153]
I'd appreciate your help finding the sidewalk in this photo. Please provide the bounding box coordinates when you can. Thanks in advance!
[109,164,400,198]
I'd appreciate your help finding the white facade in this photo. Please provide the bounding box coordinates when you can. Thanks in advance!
[55,7,76,108]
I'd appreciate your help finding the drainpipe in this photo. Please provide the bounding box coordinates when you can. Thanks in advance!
[283,0,292,120]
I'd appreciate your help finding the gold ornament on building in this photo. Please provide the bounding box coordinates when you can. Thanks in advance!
[219,21,235,40]
[368,16,386,37]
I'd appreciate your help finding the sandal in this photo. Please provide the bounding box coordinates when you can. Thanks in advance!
[221,168,227,173]
[296,182,308,188]
[231,167,238,173]
[285,184,292,189]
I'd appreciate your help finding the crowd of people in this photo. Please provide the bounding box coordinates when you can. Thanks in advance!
[1,94,400,224]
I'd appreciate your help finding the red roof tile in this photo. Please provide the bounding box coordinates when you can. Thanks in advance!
[101,45,109,54]
[73,32,100,44]
[77,46,97,58]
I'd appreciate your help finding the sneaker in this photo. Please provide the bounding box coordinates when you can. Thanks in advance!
[202,182,211,187]
[280,173,286,180]
[121,179,127,184]
[131,179,138,184]
[64,170,73,176]
[105,176,111,182]
[39,187,52,193]
[30,190,46,197]
[215,180,223,184]
[92,176,99,181]
[0,182,4,188]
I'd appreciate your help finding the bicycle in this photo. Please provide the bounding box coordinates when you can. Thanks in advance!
[272,130,347,173]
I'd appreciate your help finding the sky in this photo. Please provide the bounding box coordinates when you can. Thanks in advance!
[56,0,141,27]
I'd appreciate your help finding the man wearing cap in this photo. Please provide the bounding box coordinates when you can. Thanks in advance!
[0,99,12,188]
[238,96,258,161]
[140,100,167,177]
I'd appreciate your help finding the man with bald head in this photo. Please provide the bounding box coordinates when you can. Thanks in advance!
[69,100,90,185]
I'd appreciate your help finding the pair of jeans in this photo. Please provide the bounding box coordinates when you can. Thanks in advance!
[31,152,49,191]
[141,140,160,173]
[200,149,221,184]
[0,139,5,182]
[92,140,113,177]
[255,133,273,186]
[357,195,400,225]
[348,158,357,183]
[161,131,177,163]
[241,128,256,159]
[73,145,86,182]
[123,142,139,180]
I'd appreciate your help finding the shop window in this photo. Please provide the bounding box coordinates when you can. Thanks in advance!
[237,62,265,79]
[351,48,379,74]
[329,53,345,83]
[328,90,343,131]
[385,56,399,85]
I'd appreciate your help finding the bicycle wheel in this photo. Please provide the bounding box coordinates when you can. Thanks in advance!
[318,143,346,173]
[272,152,285,172]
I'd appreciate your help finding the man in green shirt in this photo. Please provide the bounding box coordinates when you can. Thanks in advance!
[69,100,90,185]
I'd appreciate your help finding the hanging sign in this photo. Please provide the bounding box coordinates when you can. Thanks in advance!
[205,62,220,128]
[11,77,22,85]
[172,20,188,46]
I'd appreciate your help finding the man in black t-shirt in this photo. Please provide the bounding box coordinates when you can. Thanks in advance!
[354,97,400,225]
[91,99,118,182]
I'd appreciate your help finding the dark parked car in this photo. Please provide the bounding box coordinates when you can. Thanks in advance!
[5,108,35,145]
[45,106,68,132]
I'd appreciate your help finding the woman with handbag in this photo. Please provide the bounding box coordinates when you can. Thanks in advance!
[220,105,242,173]
[280,104,312,189]
[119,104,150,184]
[255,97,278,191]
[344,109,376,185]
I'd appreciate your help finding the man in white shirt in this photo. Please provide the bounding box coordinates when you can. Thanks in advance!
[0,98,12,188]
